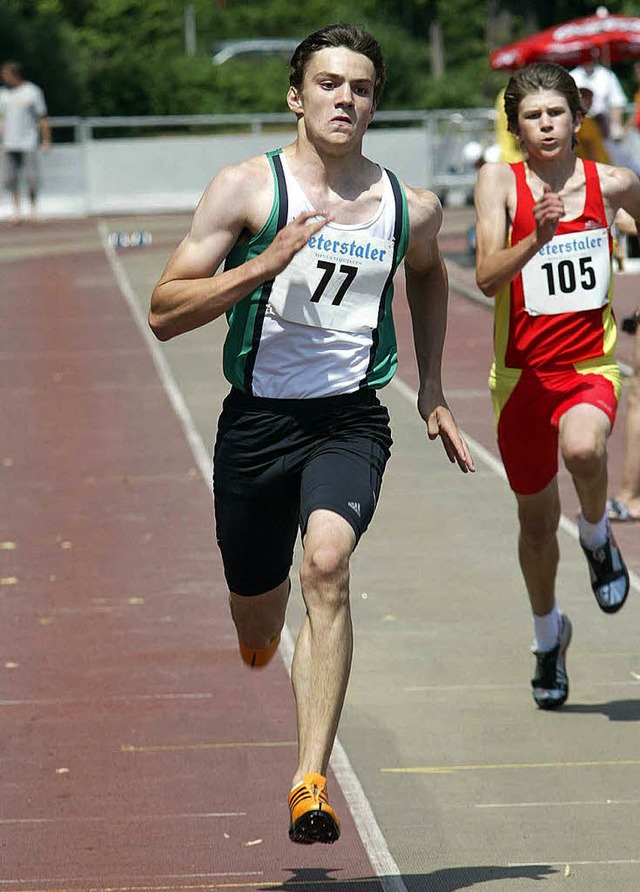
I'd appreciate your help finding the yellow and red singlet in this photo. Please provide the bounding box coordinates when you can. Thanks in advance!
[490,159,621,495]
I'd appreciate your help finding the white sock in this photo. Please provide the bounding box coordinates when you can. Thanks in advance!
[533,604,562,653]
[578,511,608,548]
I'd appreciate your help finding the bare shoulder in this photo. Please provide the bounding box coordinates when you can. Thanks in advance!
[475,162,515,237]
[401,183,443,239]
[397,184,444,272]
[191,153,274,239]
[199,153,272,210]
[476,161,513,198]
[598,162,640,200]
[597,162,640,221]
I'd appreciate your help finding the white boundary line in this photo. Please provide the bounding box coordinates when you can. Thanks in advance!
[97,221,213,481]
[99,222,637,891]
[448,274,634,378]
[389,376,640,594]
[97,221,407,892]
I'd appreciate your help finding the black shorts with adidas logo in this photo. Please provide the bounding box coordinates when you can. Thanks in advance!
[213,386,392,596]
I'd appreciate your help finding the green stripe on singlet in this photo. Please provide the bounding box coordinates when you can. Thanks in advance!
[222,149,287,394]
[363,169,410,390]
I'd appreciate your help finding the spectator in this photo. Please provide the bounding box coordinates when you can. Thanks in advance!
[632,60,640,132]
[0,60,50,223]
[574,87,629,269]
[570,51,627,141]
[575,87,610,163]
[495,86,524,162]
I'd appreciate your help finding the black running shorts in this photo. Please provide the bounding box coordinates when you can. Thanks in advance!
[213,387,392,596]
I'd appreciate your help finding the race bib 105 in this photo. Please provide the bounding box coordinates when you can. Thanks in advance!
[521,227,610,316]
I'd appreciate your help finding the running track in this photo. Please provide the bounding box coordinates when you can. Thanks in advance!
[1,212,639,891]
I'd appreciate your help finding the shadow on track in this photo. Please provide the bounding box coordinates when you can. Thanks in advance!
[563,698,640,722]
[267,863,558,891]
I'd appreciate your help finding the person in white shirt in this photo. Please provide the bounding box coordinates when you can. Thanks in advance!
[570,52,627,141]
[0,60,50,222]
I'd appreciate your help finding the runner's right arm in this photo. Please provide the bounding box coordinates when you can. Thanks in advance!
[474,162,563,296]
[149,159,328,341]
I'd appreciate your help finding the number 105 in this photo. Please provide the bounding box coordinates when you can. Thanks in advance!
[540,256,596,295]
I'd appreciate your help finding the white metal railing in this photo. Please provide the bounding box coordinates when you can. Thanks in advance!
[47,109,497,201]
[29,106,637,219]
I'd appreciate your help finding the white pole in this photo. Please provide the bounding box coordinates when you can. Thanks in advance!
[185,4,197,56]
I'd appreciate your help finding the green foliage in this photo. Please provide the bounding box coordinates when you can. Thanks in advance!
[1,0,638,116]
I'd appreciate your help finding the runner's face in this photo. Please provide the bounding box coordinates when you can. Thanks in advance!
[288,47,376,150]
[516,89,581,159]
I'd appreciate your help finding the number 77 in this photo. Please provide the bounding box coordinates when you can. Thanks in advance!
[310,260,358,305]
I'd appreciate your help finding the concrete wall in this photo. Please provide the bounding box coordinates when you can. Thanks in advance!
[0,127,442,220]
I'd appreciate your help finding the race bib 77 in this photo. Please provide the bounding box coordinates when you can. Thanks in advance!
[268,226,395,333]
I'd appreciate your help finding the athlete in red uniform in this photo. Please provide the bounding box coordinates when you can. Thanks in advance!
[475,62,640,709]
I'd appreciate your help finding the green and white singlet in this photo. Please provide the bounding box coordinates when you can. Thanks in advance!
[222,149,410,398]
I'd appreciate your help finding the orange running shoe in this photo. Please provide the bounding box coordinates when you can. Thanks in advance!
[238,633,280,668]
[288,772,340,844]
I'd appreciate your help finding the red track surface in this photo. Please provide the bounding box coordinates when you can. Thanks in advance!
[1,216,638,890]
[0,225,384,891]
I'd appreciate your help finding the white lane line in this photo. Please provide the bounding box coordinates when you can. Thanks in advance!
[97,220,213,482]
[278,630,406,892]
[404,678,640,692]
[0,873,263,886]
[100,226,408,892]
[121,740,296,753]
[389,375,640,595]
[0,693,215,707]
[0,812,245,825]
[448,273,633,377]
[389,375,507,481]
[474,798,640,809]
[382,758,640,774]
[510,859,640,867]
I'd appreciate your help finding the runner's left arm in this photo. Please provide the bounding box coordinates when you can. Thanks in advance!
[403,186,474,473]
[610,167,640,235]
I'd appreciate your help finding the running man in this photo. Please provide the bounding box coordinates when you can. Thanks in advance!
[475,62,640,710]
[150,23,474,844]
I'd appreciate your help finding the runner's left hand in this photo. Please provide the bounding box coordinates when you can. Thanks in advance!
[424,404,475,473]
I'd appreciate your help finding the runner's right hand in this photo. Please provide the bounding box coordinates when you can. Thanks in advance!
[261,211,332,278]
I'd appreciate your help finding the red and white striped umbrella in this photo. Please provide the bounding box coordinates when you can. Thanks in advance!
[491,10,640,70]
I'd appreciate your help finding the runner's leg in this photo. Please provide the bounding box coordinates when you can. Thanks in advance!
[292,508,355,784]
[516,479,561,618]
[229,580,290,649]
[559,402,610,522]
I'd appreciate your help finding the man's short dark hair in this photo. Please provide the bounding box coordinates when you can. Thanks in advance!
[289,23,386,106]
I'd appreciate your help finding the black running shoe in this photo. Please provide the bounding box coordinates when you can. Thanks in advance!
[531,613,572,710]
[581,530,629,614]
